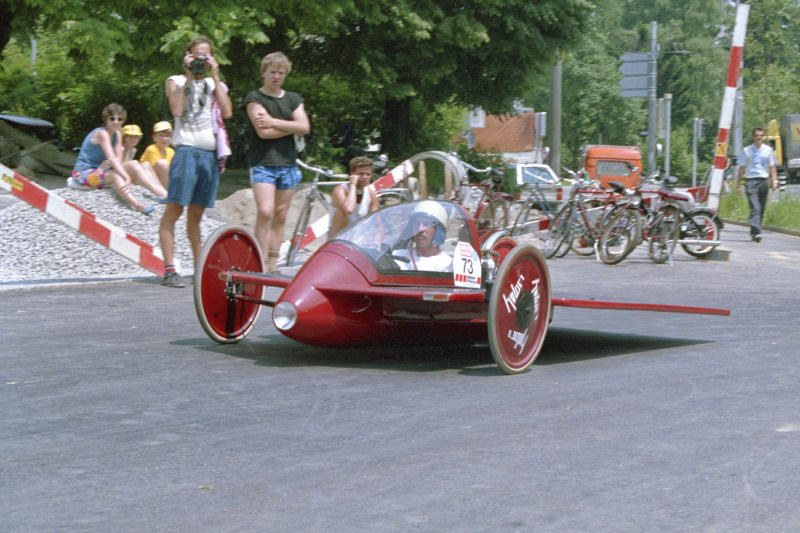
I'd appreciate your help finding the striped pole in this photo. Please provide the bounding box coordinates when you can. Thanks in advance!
[708,2,750,209]
[0,163,172,276]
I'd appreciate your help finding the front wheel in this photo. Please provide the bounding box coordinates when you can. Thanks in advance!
[542,204,573,259]
[680,209,721,258]
[194,224,264,344]
[488,244,551,374]
[597,207,642,265]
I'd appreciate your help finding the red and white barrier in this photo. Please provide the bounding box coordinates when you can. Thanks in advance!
[289,158,415,251]
[708,3,749,209]
[0,163,171,276]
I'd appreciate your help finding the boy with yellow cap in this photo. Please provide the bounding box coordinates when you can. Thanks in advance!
[139,121,175,188]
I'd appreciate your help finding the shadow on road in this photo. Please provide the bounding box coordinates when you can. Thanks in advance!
[176,326,712,376]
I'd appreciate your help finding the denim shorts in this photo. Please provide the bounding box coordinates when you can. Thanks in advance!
[250,165,302,190]
[168,145,219,208]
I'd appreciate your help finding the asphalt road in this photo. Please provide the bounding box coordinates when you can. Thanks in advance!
[2,222,800,532]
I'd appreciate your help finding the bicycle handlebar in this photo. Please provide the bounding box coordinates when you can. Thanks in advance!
[296,159,348,180]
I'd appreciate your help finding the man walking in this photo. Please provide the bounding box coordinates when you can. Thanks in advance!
[159,36,232,287]
[736,127,778,242]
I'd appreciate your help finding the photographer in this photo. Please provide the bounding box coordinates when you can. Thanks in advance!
[158,36,232,288]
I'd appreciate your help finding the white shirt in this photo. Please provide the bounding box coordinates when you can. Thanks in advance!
[168,75,216,151]
[740,143,777,179]
[394,249,453,272]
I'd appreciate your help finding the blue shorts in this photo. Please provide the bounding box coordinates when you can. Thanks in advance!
[168,145,219,208]
[250,166,302,190]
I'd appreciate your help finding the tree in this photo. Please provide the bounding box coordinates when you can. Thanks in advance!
[1,0,593,161]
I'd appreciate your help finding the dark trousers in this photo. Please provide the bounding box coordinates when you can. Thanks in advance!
[744,178,769,237]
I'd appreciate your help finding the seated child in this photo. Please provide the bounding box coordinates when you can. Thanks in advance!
[139,121,175,188]
[120,124,167,200]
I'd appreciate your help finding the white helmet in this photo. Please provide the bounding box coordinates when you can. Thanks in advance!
[409,201,448,245]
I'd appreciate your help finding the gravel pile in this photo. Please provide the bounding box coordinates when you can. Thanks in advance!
[0,184,226,285]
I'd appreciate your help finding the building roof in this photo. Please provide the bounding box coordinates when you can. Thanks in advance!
[472,113,536,153]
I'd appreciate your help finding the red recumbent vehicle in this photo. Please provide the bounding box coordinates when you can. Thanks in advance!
[193,199,729,374]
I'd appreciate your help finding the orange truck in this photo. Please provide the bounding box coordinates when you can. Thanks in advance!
[581,144,642,189]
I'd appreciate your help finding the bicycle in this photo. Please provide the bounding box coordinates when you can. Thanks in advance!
[510,164,562,248]
[449,153,514,232]
[284,159,350,266]
[541,171,628,259]
[597,174,684,265]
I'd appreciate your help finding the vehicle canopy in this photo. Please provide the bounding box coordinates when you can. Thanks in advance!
[515,164,561,186]
[334,199,479,278]
[582,144,642,189]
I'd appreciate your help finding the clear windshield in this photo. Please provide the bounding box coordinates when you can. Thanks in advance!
[335,200,474,274]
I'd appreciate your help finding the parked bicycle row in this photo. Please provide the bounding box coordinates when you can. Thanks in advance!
[284,151,722,267]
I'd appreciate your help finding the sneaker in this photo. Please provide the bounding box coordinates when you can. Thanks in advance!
[161,270,185,288]
[753,234,762,243]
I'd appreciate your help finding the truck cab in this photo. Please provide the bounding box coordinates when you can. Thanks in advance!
[582,144,642,189]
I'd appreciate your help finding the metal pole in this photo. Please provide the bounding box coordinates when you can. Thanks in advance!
[664,93,672,178]
[549,61,562,176]
[692,118,698,187]
[647,22,658,176]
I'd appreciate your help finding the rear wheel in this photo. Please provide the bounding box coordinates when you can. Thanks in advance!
[649,204,681,264]
[680,210,721,258]
[285,200,313,266]
[476,199,510,232]
[194,224,264,344]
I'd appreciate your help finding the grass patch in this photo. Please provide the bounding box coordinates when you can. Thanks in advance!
[718,191,800,232]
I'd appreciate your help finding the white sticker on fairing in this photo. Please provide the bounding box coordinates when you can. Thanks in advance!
[453,241,481,288]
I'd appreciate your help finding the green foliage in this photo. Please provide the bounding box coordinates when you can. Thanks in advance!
[719,190,800,232]
[452,141,515,193]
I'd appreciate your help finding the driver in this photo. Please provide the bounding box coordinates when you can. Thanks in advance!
[394,201,453,272]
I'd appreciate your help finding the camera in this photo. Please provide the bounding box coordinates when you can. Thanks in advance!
[185,53,207,75]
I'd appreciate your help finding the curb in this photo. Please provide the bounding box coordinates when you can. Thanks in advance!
[721,218,800,239]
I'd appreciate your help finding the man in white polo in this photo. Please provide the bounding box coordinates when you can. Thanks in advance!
[736,127,778,242]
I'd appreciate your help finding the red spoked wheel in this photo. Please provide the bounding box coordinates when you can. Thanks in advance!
[194,224,264,344]
[488,244,551,374]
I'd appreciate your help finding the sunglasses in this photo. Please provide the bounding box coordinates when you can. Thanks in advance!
[108,117,125,122]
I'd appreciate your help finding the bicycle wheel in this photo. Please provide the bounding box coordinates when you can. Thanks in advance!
[285,199,314,267]
[542,204,573,259]
[511,203,532,237]
[570,215,596,256]
[648,204,680,264]
[597,206,642,265]
[680,209,721,258]
[476,199,509,231]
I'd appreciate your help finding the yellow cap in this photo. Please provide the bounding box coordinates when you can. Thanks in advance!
[152,121,173,133]
[121,124,143,137]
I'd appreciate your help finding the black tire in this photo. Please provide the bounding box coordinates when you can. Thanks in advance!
[511,204,532,237]
[649,204,681,264]
[680,209,721,258]
[597,207,642,265]
[542,204,573,259]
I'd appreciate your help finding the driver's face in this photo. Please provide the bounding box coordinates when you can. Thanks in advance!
[411,215,437,246]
